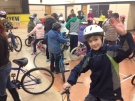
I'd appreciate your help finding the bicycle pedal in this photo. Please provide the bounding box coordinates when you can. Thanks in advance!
[11,73,16,77]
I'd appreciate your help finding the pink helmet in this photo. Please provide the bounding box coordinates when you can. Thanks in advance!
[120,15,126,19]
[88,17,93,21]
[0,11,7,15]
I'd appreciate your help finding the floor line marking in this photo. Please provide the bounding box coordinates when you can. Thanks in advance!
[121,74,135,83]
[119,73,127,77]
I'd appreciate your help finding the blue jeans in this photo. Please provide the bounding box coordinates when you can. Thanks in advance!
[0,62,15,96]
[8,33,16,47]
[61,32,66,38]
[84,94,115,101]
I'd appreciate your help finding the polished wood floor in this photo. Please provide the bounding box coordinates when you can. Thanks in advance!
[7,22,135,101]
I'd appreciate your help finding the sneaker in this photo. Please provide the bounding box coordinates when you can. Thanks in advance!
[31,52,37,55]
[46,59,50,62]
[13,45,18,49]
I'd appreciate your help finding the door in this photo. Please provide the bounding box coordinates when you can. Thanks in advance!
[45,6,51,15]
[82,5,87,19]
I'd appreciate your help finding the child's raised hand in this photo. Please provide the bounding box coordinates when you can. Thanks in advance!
[109,18,127,35]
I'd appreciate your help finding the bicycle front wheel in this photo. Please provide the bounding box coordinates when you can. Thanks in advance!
[14,36,22,52]
[21,68,54,94]
[33,52,46,68]
[70,47,81,60]
[60,62,65,82]
[131,75,135,86]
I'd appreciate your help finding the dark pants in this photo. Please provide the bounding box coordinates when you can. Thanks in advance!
[33,39,43,52]
[46,43,50,59]
[98,21,103,27]
[84,94,115,101]
[50,53,60,72]
[104,39,117,45]
[70,35,78,52]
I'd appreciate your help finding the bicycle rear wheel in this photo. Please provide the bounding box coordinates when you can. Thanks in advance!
[21,67,54,94]
[70,47,81,60]
[59,62,66,82]
[25,38,31,47]
[14,36,22,52]
[131,75,135,86]
[33,52,46,68]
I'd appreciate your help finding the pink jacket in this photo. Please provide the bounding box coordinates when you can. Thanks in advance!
[28,24,44,39]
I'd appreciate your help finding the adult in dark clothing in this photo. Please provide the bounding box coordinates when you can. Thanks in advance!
[44,15,55,62]
[0,23,21,101]
[66,9,76,22]
[77,10,84,20]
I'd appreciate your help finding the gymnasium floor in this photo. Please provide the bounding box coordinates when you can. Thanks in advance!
[7,23,135,101]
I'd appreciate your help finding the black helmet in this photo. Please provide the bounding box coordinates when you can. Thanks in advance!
[29,15,34,19]
[52,23,61,30]
[33,13,37,17]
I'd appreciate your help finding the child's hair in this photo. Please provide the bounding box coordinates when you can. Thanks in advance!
[112,13,119,19]
[61,20,65,24]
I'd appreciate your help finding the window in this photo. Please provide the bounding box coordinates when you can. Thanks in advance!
[90,4,109,18]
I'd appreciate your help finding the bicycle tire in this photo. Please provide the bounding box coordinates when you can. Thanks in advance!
[70,47,81,60]
[33,52,46,68]
[14,36,22,52]
[60,62,66,82]
[131,75,135,86]
[21,67,54,94]
[25,38,31,47]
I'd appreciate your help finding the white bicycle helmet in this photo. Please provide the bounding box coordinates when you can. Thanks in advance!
[59,17,64,21]
[0,11,7,15]
[83,25,104,39]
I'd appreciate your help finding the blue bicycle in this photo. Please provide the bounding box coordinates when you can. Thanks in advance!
[58,43,70,82]
[11,57,54,94]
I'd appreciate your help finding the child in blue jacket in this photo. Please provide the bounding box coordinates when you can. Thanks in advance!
[63,18,135,101]
[44,23,69,73]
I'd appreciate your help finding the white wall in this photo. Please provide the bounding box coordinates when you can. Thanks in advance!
[29,0,135,4]
[0,0,21,13]
[51,6,65,20]
[29,6,45,18]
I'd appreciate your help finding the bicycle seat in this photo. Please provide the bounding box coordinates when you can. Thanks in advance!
[13,58,28,67]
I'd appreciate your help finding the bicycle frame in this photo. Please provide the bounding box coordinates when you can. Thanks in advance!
[11,66,41,89]
[75,45,87,55]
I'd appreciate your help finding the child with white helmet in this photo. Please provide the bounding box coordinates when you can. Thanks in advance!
[63,18,135,101]
[59,17,67,38]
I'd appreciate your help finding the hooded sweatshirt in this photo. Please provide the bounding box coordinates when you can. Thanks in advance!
[44,30,69,54]
[78,24,87,42]
[66,17,81,34]
[28,23,44,39]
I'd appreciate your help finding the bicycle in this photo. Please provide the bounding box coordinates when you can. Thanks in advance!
[70,43,87,60]
[25,36,46,53]
[61,87,101,101]
[11,57,54,94]
[58,43,70,82]
[8,30,22,52]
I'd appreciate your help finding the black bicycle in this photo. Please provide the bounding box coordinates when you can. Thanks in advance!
[11,57,54,94]
[8,31,22,52]
[61,87,70,101]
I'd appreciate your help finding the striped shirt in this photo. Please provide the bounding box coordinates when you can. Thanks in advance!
[103,19,118,41]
